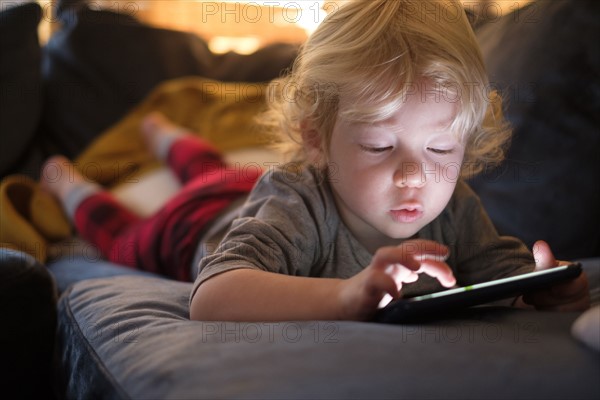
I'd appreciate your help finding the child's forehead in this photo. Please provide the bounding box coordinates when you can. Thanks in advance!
[335,109,467,146]
[337,92,460,130]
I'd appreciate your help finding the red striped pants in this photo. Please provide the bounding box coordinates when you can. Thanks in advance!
[74,136,259,281]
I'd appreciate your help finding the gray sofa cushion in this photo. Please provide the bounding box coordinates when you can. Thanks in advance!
[56,272,600,399]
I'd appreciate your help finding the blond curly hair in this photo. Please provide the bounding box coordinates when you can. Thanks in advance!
[260,0,511,178]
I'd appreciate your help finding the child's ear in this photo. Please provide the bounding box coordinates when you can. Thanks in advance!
[300,123,325,165]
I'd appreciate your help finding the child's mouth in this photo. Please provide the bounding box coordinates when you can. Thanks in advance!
[389,207,424,223]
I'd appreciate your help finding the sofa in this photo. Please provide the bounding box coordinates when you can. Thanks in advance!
[1,1,599,399]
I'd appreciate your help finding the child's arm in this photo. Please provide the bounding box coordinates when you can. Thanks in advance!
[190,239,456,321]
[515,240,590,311]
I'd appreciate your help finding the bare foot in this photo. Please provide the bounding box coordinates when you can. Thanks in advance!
[40,156,87,203]
[140,112,188,159]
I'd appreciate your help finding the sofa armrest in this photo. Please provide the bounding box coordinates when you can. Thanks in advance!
[0,248,58,398]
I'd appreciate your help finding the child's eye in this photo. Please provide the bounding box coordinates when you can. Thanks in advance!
[427,147,454,155]
[360,145,393,154]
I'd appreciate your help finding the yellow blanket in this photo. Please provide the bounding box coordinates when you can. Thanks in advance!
[0,77,273,262]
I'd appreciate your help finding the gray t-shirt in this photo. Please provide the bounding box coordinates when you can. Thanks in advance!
[191,165,534,301]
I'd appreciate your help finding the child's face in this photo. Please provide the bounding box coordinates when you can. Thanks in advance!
[327,89,465,253]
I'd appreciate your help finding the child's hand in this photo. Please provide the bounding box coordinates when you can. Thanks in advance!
[337,239,456,321]
[520,240,590,311]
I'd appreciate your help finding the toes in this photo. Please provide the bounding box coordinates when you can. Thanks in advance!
[141,112,169,134]
[41,156,70,184]
[39,156,84,200]
[140,112,187,160]
[40,156,67,194]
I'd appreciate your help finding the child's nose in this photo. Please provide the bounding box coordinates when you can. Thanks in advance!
[394,161,426,188]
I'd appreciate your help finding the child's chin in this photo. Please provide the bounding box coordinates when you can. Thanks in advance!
[382,226,423,241]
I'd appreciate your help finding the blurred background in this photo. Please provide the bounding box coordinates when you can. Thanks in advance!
[26,0,534,53]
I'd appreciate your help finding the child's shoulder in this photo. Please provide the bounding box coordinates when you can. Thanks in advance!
[255,163,328,197]
[243,163,326,206]
[246,163,339,227]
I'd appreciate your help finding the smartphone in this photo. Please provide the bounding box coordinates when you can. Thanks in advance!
[373,262,582,324]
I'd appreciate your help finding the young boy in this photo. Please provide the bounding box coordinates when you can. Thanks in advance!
[188,0,589,321]
[43,0,589,321]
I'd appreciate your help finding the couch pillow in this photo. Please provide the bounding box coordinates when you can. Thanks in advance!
[41,5,297,160]
[55,272,600,399]
[469,0,600,260]
[0,3,45,179]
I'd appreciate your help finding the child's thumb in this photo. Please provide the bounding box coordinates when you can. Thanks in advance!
[533,240,557,271]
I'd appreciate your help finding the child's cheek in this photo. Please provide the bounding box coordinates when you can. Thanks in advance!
[440,161,462,184]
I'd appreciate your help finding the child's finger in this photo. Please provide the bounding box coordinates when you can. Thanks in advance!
[404,239,450,260]
[532,240,557,270]
[384,264,419,284]
[525,275,590,309]
[417,259,456,288]
[371,246,421,271]
[552,274,589,298]
[371,240,449,272]
[366,271,400,308]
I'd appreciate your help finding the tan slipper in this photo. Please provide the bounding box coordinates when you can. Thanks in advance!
[0,175,72,263]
